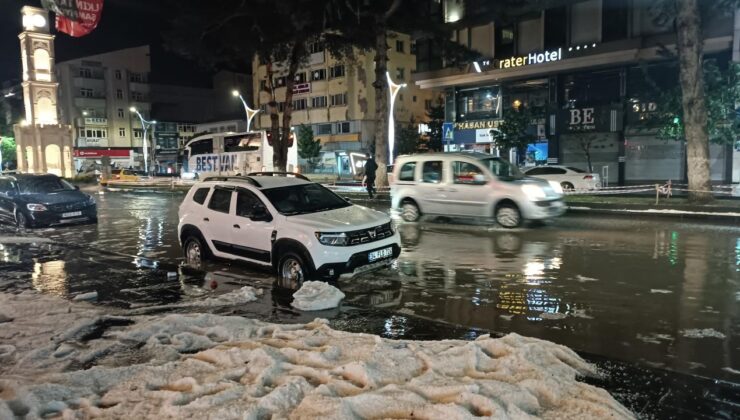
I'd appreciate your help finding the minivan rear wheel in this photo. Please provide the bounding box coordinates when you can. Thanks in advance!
[495,203,521,229]
[401,201,420,222]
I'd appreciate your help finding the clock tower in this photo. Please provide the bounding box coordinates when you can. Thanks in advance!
[13,6,73,176]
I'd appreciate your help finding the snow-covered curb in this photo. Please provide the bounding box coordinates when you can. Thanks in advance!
[0,291,633,419]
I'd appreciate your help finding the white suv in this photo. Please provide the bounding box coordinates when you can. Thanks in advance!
[178,173,400,288]
[391,152,565,228]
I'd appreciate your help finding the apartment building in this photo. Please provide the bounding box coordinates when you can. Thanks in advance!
[414,0,740,184]
[252,32,436,154]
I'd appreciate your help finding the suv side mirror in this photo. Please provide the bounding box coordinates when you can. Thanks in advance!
[250,205,272,222]
[74,185,80,190]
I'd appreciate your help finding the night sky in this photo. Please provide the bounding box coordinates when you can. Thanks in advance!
[0,0,214,86]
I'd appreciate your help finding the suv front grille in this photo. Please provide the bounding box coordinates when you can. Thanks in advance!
[346,223,393,245]
[49,201,88,212]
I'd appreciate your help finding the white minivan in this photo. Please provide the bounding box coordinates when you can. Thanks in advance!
[390,152,565,228]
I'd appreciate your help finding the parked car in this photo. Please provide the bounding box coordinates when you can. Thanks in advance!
[523,165,600,191]
[390,152,565,228]
[0,174,97,228]
[178,172,401,289]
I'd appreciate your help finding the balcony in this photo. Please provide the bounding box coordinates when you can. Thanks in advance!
[76,70,105,80]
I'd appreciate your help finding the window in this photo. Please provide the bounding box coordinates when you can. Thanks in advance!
[316,124,332,135]
[570,0,601,44]
[117,108,124,118]
[329,65,345,78]
[80,88,93,98]
[308,42,324,54]
[275,76,286,87]
[456,86,502,121]
[119,128,126,137]
[398,162,416,181]
[79,68,92,78]
[410,42,417,55]
[116,89,123,100]
[131,91,144,101]
[495,26,515,59]
[236,190,266,218]
[544,6,568,50]
[396,40,405,53]
[452,161,487,185]
[422,161,443,183]
[413,95,417,103]
[336,122,351,133]
[208,188,233,213]
[517,18,542,54]
[134,129,143,139]
[602,0,628,42]
[259,80,267,91]
[277,102,286,112]
[425,99,432,111]
[130,72,145,83]
[311,96,327,108]
[192,188,210,205]
[84,128,107,138]
[396,67,405,81]
[115,70,121,80]
[312,69,326,81]
[294,72,306,83]
[293,98,307,110]
[330,93,347,106]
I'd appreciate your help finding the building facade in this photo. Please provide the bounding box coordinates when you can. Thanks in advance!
[415,0,740,185]
[252,32,436,156]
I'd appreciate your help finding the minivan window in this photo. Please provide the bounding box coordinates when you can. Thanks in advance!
[421,161,443,183]
[192,188,210,205]
[398,162,416,181]
[208,188,232,213]
[452,161,487,185]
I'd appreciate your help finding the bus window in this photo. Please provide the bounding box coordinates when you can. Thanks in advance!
[190,139,213,156]
[225,133,261,152]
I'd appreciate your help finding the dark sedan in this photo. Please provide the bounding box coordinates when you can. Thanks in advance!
[0,174,97,228]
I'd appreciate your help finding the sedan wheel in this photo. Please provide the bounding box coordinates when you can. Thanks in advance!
[401,202,420,222]
[561,182,575,192]
[495,204,521,229]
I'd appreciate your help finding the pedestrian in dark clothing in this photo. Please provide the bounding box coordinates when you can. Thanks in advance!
[364,153,378,198]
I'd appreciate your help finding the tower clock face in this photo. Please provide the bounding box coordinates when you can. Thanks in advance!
[23,13,47,30]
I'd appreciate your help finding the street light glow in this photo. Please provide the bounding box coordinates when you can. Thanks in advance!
[129,106,136,112]
[232,90,239,97]
[233,89,260,132]
[386,71,406,165]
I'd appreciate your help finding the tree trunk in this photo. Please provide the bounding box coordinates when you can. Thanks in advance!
[373,28,390,186]
[676,0,713,203]
[266,61,281,171]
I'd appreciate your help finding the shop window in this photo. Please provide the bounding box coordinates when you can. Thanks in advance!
[564,70,620,106]
[456,86,501,121]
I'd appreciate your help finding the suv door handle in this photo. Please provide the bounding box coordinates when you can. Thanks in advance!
[203,217,209,222]
[233,224,240,229]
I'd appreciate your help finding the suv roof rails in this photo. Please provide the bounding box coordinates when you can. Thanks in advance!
[202,176,262,188]
[247,171,309,181]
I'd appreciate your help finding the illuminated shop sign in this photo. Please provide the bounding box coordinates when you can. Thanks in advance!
[453,119,502,130]
[499,48,563,69]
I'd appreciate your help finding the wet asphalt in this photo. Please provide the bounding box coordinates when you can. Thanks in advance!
[1,188,739,418]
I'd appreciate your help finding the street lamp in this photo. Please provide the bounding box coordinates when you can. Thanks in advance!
[130,106,156,175]
[386,71,406,165]
[232,90,260,132]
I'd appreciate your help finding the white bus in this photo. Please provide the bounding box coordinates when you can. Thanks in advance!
[181,131,298,179]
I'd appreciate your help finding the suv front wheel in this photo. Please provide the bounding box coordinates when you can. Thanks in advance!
[183,234,210,268]
[277,252,310,290]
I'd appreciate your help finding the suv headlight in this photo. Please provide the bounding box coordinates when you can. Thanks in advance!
[315,232,348,246]
[521,184,546,201]
[26,203,48,212]
[389,219,397,234]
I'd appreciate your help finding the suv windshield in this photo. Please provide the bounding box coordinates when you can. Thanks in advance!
[262,183,351,215]
[18,177,76,194]
[480,158,524,181]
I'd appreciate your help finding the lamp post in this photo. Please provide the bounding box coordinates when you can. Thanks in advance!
[386,72,406,165]
[129,107,156,175]
[232,90,260,132]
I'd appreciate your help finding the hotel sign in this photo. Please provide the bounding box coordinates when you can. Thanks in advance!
[498,48,563,69]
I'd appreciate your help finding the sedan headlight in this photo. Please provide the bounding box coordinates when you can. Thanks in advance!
[315,232,348,246]
[26,203,48,212]
[521,184,546,201]
[548,180,564,195]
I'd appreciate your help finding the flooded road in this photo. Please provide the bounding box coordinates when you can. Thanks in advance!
[1,190,738,381]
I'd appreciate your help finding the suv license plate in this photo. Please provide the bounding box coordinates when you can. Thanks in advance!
[62,211,82,218]
[368,247,393,262]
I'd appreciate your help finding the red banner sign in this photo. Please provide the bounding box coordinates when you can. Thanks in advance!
[74,149,131,158]
[41,0,104,37]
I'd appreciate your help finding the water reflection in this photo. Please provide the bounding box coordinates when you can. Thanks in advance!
[32,260,67,297]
